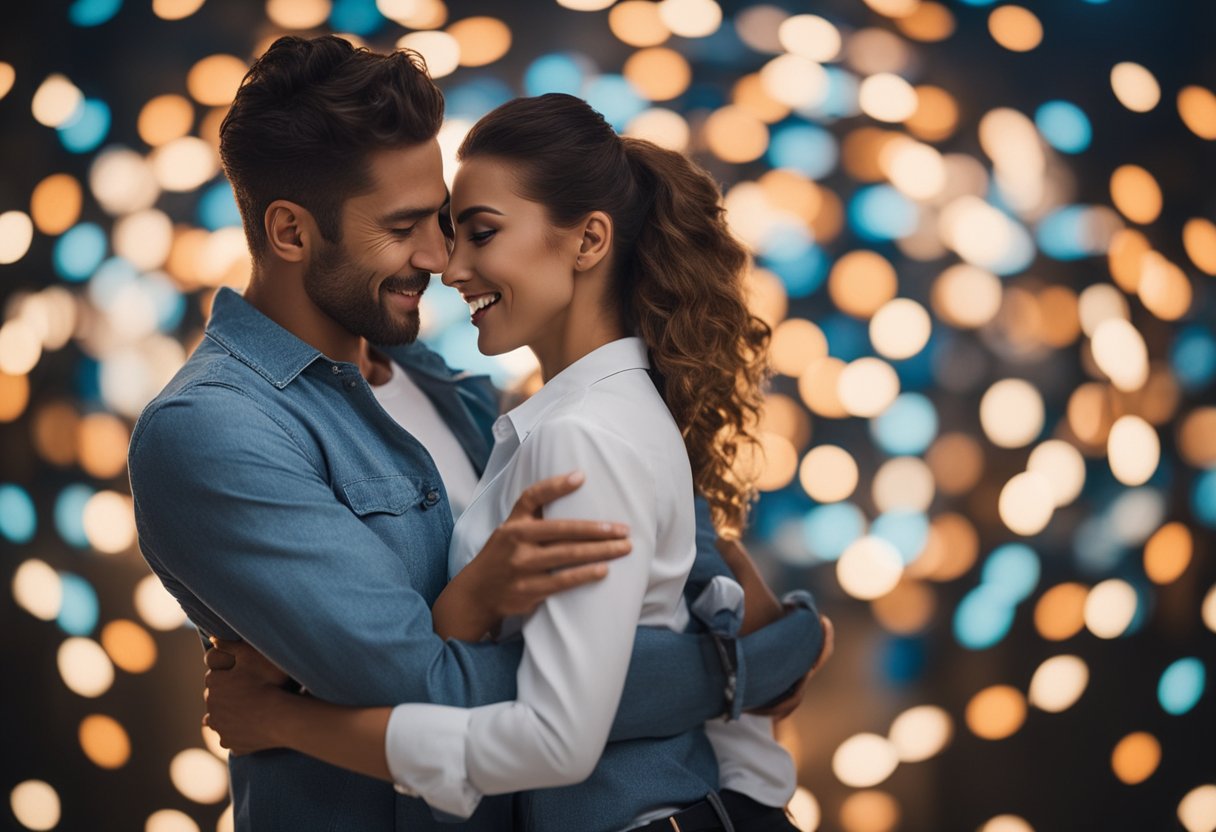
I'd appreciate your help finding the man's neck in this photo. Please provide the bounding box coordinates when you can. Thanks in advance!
[244,270,364,367]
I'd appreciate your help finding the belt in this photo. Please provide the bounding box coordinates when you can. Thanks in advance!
[634,793,736,832]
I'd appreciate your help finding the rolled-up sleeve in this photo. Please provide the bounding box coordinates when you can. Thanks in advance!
[385,418,658,817]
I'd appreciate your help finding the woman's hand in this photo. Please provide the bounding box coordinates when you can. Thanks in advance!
[431,471,632,641]
[203,639,294,755]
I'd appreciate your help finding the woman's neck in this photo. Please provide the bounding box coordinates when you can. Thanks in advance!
[529,302,626,383]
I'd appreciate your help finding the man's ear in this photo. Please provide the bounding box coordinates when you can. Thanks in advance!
[263,200,314,264]
[574,210,613,272]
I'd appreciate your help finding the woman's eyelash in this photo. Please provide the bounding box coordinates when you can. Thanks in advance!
[470,230,495,243]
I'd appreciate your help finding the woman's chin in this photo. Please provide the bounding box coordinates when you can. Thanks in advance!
[476,331,517,357]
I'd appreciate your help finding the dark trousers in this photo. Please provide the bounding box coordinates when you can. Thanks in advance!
[720,790,800,832]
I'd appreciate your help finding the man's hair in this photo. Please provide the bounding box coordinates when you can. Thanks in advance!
[219,35,444,259]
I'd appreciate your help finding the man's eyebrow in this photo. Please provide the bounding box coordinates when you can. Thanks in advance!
[455,205,505,225]
[377,202,447,225]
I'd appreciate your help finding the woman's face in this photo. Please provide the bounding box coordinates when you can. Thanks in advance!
[442,156,582,356]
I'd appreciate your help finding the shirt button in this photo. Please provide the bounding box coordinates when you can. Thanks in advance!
[424,490,440,506]
[331,365,341,374]
[346,380,357,389]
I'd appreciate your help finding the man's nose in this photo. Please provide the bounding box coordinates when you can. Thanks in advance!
[411,214,450,276]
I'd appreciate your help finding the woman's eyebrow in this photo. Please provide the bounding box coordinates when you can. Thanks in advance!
[454,205,505,225]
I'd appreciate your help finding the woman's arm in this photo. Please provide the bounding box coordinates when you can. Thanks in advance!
[715,537,785,636]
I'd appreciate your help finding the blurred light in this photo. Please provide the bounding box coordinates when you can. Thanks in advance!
[13,560,62,622]
[1109,488,1165,547]
[838,536,904,600]
[329,0,384,34]
[832,733,899,788]
[53,222,107,281]
[887,705,951,762]
[732,73,790,123]
[446,17,511,67]
[1179,785,1216,832]
[939,196,1034,275]
[1078,283,1129,337]
[101,619,158,673]
[1029,654,1088,713]
[760,55,829,109]
[1091,318,1149,392]
[870,299,931,360]
[146,809,201,832]
[895,2,955,42]
[871,511,929,563]
[170,749,230,803]
[138,94,194,147]
[57,637,115,698]
[870,393,936,456]
[58,98,111,153]
[1178,86,1216,140]
[1179,408,1216,467]
[1109,731,1161,786]
[998,472,1054,535]
[90,147,161,215]
[1138,252,1193,321]
[55,486,92,548]
[911,512,978,581]
[135,573,189,630]
[705,106,768,163]
[0,210,35,265]
[787,787,820,831]
[153,0,206,19]
[0,372,30,422]
[623,47,691,101]
[850,185,917,241]
[859,73,917,123]
[0,319,41,376]
[871,579,935,634]
[266,0,332,28]
[1035,101,1091,153]
[839,791,900,832]
[735,4,785,54]
[799,445,858,503]
[583,74,647,131]
[1085,579,1137,639]
[803,502,866,561]
[1107,415,1159,487]
[770,318,828,377]
[0,62,13,101]
[1035,582,1089,641]
[82,490,137,554]
[966,685,1026,740]
[905,85,958,141]
[57,573,100,636]
[1111,62,1160,113]
[1142,522,1191,585]
[988,6,1042,52]
[187,55,247,106]
[873,457,934,513]
[930,264,1001,329]
[839,357,900,418]
[624,108,690,151]
[880,137,946,201]
[847,28,913,76]
[32,74,84,127]
[152,136,220,192]
[1206,585,1216,634]
[1025,440,1086,508]
[609,1,670,47]
[1159,658,1206,716]
[761,393,810,449]
[658,0,722,39]
[1110,164,1162,225]
[0,498,34,557]
[979,818,1034,832]
[778,14,840,62]
[754,432,798,491]
[524,53,589,96]
[557,0,614,8]
[1183,218,1216,275]
[397,31,460,78]
[114,209,174,271]
[79,714,131,769]
[862,0,918,17]
[10,781,60,832]
[768,124,837,179]
[925,434,983,497]
[980,379,1043,449]
[30,173,83,235]
[982,543,1040,603]
[954,586,1015,650]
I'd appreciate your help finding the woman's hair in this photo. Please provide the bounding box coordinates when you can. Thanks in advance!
[219,36,444,259]
[459,93,771,535]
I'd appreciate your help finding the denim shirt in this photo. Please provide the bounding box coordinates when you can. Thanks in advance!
[128,287,825,831]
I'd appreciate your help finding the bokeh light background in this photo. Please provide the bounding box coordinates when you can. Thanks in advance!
[2,0,1215,829]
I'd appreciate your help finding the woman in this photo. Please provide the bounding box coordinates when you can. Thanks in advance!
[205,93,806,831]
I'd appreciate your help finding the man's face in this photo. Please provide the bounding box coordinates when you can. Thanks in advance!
[303,140,449,346]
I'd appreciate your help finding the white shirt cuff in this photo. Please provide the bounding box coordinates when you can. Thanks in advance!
[385,703,483,818]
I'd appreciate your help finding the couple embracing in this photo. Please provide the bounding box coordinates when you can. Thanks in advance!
[128,34,831,832]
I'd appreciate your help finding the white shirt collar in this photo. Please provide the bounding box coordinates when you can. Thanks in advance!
[496,337,650,443]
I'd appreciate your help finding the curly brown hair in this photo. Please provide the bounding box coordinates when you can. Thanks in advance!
[459,94,771,535]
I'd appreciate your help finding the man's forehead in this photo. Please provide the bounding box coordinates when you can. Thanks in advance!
[351,142,447,218]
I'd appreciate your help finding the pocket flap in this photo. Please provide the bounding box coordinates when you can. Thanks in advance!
[341,475,423,516]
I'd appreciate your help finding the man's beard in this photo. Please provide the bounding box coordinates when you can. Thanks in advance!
[303,239,428,346]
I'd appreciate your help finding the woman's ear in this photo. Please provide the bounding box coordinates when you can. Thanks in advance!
[263,200,314,265]
[574,211,613,272]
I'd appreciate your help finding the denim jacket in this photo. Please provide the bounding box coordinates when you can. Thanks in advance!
[128,287,824,831]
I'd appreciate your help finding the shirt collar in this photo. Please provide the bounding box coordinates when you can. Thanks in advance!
[500,337,650,442]
[204,288,323,389]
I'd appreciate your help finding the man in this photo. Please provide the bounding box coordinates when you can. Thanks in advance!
[128,35,826,831]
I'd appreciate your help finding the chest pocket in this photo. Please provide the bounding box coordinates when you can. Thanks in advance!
[340,475,428,516]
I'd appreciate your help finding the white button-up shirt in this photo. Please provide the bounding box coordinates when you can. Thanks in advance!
[384,337,793,820]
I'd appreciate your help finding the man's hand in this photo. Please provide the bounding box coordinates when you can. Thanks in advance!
[748,615,834,721]
[431,470,632,641]
[203,639,294,755]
